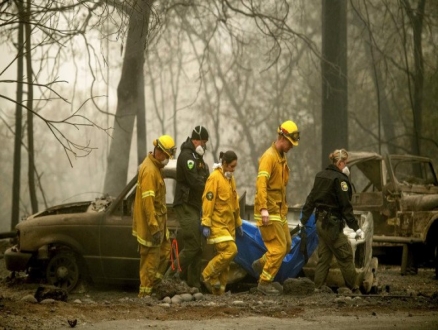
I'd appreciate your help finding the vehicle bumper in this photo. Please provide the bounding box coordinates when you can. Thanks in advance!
[4,246,32,272]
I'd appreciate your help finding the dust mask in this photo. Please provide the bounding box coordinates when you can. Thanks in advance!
[161,158,169,166]
[195,145,206,156]
[342,166,350,176]
[224,171,233,180]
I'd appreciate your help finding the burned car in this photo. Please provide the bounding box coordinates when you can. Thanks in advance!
[4,161,183,292]
[347,152,438,277]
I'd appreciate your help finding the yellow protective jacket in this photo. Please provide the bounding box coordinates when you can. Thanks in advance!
[201,166,242,244]
[132,153,167,247]
[254,143,290,225]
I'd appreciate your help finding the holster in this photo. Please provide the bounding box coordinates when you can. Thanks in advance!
[316,209,329,228]
[326,216,342,240]
[317,208,341,241]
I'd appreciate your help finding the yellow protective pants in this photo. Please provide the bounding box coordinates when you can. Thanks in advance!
[202,241,237,295]
[257,221,291,283]
[139,238,170,296]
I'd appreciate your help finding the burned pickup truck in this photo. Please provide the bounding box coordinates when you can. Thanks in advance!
[347,152,438,277]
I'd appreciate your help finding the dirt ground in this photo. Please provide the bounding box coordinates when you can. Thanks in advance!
[1,240,438,330]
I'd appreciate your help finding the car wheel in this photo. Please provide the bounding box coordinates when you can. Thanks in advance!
[46,252,80,292]
[401,244,418,275]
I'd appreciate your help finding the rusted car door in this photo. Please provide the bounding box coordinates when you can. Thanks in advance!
[348,153,385,211]
[98,176,139,284]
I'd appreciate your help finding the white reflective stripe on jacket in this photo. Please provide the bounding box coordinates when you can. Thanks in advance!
[201,167,242,244]
[254,143,289,226]
[132,153,167,247]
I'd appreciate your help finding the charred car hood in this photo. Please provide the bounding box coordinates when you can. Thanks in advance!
[25,196,115,221]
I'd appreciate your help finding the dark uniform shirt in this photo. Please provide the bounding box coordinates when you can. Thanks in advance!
[173,137,210,211]
[301,164,359,231]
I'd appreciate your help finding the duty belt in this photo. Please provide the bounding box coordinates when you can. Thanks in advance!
[316,209,329,224]
[316,205,343,220]
[315,204,335,213]
[315,205,332,221]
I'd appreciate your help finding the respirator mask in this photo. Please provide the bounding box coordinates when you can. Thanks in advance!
[195,145,206,156]
[342,166,350,176]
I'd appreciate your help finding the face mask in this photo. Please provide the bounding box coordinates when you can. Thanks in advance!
[224,171,233,179]
[195,145,206,156]
[342,166,350,176]
[161,158,169,166]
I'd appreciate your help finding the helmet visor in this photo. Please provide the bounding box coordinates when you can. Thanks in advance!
[287,131,300,143]
[284,131,300,146]
[157,141,177,158]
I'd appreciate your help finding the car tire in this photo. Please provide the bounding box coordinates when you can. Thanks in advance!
[45,251,80,292]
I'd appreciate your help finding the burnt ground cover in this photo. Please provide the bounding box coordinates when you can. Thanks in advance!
[0,240,437,330]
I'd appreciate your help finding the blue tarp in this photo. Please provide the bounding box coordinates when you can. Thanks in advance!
[234,214,318,283]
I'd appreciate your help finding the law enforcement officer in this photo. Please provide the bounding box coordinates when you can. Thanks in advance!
[172,126,210,289]
[300,148,364,293]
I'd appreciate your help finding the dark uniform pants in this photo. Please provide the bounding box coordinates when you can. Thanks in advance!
[174,203,203,288]
[314,220,357,290]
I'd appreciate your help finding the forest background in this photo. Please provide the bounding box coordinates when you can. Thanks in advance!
[1,0,437,232]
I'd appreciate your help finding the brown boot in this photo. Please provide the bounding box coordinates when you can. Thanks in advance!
[252,259,263,276]
[200,274,213,293]
[257,282,280,295]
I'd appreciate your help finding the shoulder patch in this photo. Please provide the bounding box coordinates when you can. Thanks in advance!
[341,181,348,192]
[187,160,195,170]
[206,191,214,201]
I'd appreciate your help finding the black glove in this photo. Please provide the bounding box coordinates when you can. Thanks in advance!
[236,226,243,237]
[152,231,162,245]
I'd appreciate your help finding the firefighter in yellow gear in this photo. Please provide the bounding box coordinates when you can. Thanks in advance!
[200,150,243,295]
[252,120,300,295]
[132,135,176,297]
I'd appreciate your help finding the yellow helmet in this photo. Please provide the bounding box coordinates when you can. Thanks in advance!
[277,120,300,146]
[153,135,177,158]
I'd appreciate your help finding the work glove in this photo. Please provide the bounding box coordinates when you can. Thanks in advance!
[236,226,243,237]
[201,225,211,238]
[355,228,364,240]
[260,209,269,225]
[152,231,162,245]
